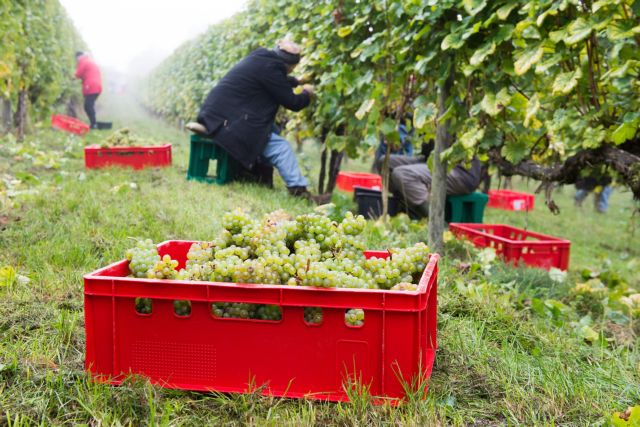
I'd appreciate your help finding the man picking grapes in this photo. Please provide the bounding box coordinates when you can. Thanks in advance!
[187,40,327,203]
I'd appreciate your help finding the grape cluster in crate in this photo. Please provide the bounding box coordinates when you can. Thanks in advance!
[125,210,430,325]
[101,128,158,148]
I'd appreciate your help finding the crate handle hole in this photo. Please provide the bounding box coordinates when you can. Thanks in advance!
[135,298,152,315]
[174,300,192,317]
[211,302,282,322]
[304,307,323,326]
[345,309,364,328]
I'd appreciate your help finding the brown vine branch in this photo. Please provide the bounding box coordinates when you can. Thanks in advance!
[489,143,640,206]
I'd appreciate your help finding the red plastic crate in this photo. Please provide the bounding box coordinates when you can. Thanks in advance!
[51,114,90,136]
[337,172,382,192]
[84,144,172,170]
[449,223,570,270]
[487,190,535,211]
[84,240,439,403]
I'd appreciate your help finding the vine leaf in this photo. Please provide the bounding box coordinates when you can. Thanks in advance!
[609,114,640,145]
[552,69,582,95]
[501,139,529,163]
[337,26,352,38]
[514,45,544,75]
[413,101,437,130]
[582,126,606,149]
[497,2,518,20]
[441,31,463,50]
[459,127,485,149]
[355,99,375,120]
[463,0,487,16]
[565,18,595,45]
[469,41,496,66]
[481,88,511,116]
[524,93,540,128]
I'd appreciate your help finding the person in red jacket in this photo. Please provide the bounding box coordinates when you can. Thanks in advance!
[74,51,102,128]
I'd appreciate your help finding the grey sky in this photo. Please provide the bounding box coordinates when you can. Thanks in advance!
[59,0,247,75]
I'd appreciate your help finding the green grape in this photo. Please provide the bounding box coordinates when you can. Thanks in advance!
[222,209,253,234]
[345,308,365,327]
[391,282,418,291]
[339,212,367,236]
[126,239,160,278]
[127,211,430,295]
[186,242,214,268]
[147,254,179,279]
[304,307,323,324]
[256,304,282,321]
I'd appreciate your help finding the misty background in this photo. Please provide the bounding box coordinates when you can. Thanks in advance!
[60,0,247,82]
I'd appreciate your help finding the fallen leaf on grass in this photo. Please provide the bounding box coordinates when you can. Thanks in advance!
[25,356,59,370]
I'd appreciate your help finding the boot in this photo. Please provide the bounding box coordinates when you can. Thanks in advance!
[288,187,332,205]
[186,122,208,135]
[408,200,429,219]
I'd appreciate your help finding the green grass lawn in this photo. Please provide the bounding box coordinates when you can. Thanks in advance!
[0,94,638,425]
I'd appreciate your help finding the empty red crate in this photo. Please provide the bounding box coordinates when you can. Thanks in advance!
[51,114,90,136]
[84,144,172,170]
[337,172,382,192]
[84,240,439,403]
[449,223,570,270]
[487,190,535,211]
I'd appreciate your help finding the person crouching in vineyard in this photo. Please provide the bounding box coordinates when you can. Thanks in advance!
[377,141,482,218]
[74,52,102,129]
[187,40,327,203]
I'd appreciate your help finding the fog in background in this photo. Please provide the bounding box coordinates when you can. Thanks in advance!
[60,0,247,78]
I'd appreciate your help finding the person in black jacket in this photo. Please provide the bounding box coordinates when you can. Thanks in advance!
[188,40,322,200]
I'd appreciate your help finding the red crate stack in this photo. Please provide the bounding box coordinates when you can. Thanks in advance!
[336,172,382,192]
[449,223,570,270]
[84,240,439,403]
[84,144,172,170]
[487,190,535,211]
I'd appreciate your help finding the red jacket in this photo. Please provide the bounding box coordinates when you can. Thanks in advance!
[75,55,102,96]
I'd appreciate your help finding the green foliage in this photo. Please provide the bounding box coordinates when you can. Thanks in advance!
[0,0,85,128]
[144,0,639,195]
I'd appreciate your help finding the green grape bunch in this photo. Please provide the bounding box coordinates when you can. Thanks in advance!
[147,254,179,279]
[124,210,432,293]
[304,307,323,324]
[126,239,160,278]
[345,309,365,327]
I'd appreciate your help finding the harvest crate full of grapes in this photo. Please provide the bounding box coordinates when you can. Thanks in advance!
[84,210,439,402]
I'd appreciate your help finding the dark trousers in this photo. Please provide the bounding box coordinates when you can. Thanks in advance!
[84,93,100,127]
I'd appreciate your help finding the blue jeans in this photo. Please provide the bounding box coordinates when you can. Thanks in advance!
[259,133,309,188]
[575,186,612,212]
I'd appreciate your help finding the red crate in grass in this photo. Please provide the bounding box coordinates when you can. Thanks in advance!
[449,223,570,270]
[84,240,439,403]
[337,172,382,192]
[51,114,90,136]
[84,144,172,170]
[487,190,535,211]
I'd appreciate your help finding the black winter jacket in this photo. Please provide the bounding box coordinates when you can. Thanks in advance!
[197,48,310,169]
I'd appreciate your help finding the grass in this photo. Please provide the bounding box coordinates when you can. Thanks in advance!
[0,93,638,425]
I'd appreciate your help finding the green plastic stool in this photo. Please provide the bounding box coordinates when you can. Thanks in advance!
[187,134,242,185]
[445,192,488,223]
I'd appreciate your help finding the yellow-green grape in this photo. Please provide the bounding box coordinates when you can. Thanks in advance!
[391,282,418,291]
[186,242,214,268]
[222,209,253,234]
[345,309,365,327]
[256,304,282,321]
[126,239,160,278]
[147,254,179,279]
[304,307,323,324]
[339,212,366,236]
